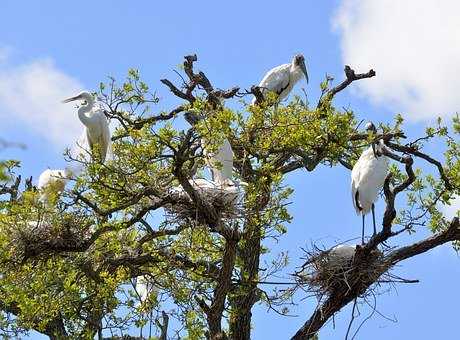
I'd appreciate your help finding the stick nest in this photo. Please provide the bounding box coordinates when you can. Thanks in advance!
[295,245,385,297]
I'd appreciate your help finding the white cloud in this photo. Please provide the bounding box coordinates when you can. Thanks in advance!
[442,196,460,220]
[333,0,460,121]
[0,55,84,149]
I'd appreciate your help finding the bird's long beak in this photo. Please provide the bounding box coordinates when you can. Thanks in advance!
[61,95,81,103]
[301,60,309,84]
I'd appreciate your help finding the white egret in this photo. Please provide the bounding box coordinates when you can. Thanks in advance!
[253,54,308,104]
[172,178,242,206]
[201,138,233,183]
[62,91,112,163]
[135,276,151,305]
[37,168,72,205]
[351,123,389,243]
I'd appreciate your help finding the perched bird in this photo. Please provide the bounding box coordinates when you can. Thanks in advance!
[37,168,72,205]
[253,54,309,104]
[201,138,233,183]
[351,122,389,243]
[170,137,245,214]
[62,91,112,163]
[328,244,357,268]
[135,276,151,305]
[172,178,242,206]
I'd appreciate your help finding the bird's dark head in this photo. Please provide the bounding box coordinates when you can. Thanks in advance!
[293,54,309,83]
[365,122,377,134]
[62,91,94,105]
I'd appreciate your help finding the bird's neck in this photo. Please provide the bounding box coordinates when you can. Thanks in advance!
[290,64,303,83]
[77,100,94,127]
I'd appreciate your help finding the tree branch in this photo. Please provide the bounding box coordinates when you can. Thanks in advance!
[318,66,375,108]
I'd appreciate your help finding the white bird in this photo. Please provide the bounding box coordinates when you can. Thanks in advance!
[37,168,73,205]
[135,276,151,305]
[328,244,357,268]
[201,138,233,183]
[253,54,309,104]
[172,178,242,206]
[351,123,389,243]
[62,91,112,163]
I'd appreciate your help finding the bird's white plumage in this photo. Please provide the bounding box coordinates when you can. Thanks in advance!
[172,178,243,205]
[64,91,113,164]
[85,107,113,162]
[253,55,308,104]
[202,138,233,183]
[135,276,150,305]
[351,141,389,215]
[328,244,357,268]
[37,168,72,204]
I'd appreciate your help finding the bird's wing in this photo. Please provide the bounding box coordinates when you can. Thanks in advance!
[350,163,361,214]
[69,129,92,166]
[353,148,389,214]
[96,110,113,163]
[37,169,52,190]
[257,63,291,95]
[211,139,233,182]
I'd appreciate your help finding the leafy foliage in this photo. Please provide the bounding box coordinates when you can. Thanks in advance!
[0,59,458,340]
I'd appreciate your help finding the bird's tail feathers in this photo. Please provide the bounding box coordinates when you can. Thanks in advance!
[354,191,363,214]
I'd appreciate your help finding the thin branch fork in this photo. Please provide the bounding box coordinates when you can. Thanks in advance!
[386,141,452,190]
[318,66,376,108]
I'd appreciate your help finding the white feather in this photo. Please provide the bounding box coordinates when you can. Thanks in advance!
[328,244,357,268]
[172,178,242,205]
[37,168,72,204]
[351,141,389,215]
[202,138,233,183]
[64,91,112,164]
[253,56,307,104]
[135,276,150,305]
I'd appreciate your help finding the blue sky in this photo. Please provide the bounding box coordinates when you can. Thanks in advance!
[1,0,459,339]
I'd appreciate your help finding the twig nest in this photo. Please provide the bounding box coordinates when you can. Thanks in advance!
[166,178,244,220]
[296,244,383,296]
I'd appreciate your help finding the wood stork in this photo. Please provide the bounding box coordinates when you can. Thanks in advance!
[351,122,389,244]
[328,244,357,268]
[62,91,113,163]
[201,138,233,184]
[253,54,308,104]
[37,168,72,205]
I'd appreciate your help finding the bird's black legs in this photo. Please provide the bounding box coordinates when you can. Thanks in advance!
[371,203,376,236]
[361,214,365,244]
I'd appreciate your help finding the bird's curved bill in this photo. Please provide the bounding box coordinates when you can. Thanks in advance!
[61,95,81,103]
[301,61,309,83]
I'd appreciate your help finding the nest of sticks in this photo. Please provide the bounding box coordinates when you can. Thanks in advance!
[294,245,385,297]
[10,214,93,261]
[165,187,244,222]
